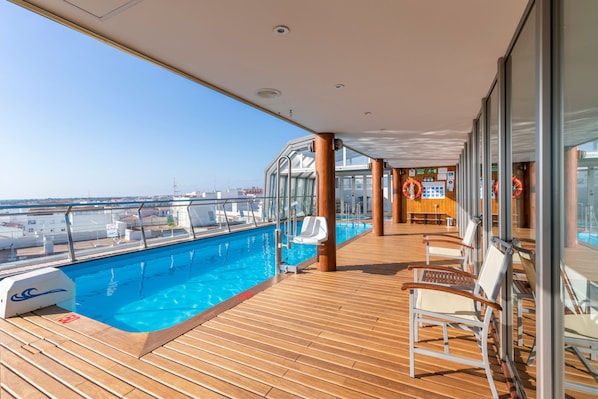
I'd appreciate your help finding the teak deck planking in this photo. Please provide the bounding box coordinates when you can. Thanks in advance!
[1,222,595,398]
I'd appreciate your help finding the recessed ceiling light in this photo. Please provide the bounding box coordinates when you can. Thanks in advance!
[334,84,345,90]
[273,25,290,35]
[255,88,282,98]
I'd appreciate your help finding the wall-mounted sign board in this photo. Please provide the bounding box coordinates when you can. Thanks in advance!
[422,181,445,199]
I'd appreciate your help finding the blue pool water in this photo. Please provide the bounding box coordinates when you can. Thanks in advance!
[62,222,370,332]
[578,231,598,248]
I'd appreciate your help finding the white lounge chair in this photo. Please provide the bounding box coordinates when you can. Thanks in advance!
[512,242,536,350]
[293,216,328,245]
[561,263,598,394]
[423,217,480,268]
[402,237,513,399]
[511,248,598,395]
[415,217,481,288]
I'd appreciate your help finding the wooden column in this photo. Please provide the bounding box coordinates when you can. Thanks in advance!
[518,162,531,229]
[564,147,578,248]
[528,162,536,230]
[372,159,384,236]
[392,168,401,223]
[315,133,336,271]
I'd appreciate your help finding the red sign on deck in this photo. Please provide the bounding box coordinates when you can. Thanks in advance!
[58,314,80,324]
[234,292,254,301]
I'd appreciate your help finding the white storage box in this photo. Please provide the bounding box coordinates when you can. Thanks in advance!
[0,267,75,318]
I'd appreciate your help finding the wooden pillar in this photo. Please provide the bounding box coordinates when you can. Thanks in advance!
[315,133,336,271]
[528,162,536,230]
[372,159,384,236]
[392,168,401,223]
[564,147,578,248]
[518,162,531,229]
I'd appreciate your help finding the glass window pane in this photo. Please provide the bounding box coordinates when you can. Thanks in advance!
[484,85,499,245]
[507,7,537,390]
[562,0,598,395]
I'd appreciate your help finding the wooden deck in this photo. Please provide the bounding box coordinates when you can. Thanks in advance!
[0,222,593,398]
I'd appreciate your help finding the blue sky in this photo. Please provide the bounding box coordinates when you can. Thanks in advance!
[0,1,308,200]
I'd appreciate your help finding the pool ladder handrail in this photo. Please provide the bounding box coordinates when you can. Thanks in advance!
[275,156,294,273]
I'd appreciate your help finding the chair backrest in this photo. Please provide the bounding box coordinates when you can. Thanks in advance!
[476,241,512,300]
[461,218,480,246]
[299,216,318,235]
[513,244,536,296]
[296,216,328,243]
[561,262,589,315]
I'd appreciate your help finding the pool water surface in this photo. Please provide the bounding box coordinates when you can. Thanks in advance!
[578,231,598,248]
[62,222,370,332]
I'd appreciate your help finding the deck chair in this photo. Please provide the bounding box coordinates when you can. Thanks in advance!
[416,217,481,287]
[512,243,536,352]
[513,253,598,394]
[561,263,598,394]
[402,237,513,399]
[423,216,480,269]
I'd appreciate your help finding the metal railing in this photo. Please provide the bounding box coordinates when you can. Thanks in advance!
[1,196,315,274]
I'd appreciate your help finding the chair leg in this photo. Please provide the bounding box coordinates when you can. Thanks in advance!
[409,291,416,378]
[527,338,536,366]
[442,324,450,354]
[517,295,524,346]
[481,330,499,399]
[567,345,598,382]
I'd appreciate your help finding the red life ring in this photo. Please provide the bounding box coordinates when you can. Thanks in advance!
[402,178,422,199]
[493,176,524,198]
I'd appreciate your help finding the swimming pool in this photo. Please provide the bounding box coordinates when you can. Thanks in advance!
[578,231,598,248]
[61,222,370,332]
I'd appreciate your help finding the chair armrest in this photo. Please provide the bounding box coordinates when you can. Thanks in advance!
[408,264,477,280]
[400,282,502,311]
[422,238,474,250]
[423,234,463,242]
[422,233,461,239]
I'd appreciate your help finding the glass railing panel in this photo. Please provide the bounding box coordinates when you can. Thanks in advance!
[0,207,71,269]
[1,196,303,275]
[69,202,141,260]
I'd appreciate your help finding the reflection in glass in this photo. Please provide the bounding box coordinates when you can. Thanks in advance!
[487,84,499,240]
[506,9,537,396]
[562,0,598,395]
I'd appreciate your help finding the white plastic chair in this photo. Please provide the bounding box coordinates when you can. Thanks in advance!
[293,216,328,245]
[402,237,513,399]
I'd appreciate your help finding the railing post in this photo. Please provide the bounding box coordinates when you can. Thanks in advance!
[187,201,196,239]
[250,199,257,227]
[137,203,148,249]
[64,206,76,262]
[223,200,231,232]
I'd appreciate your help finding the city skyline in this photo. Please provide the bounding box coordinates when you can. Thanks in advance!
[0,1,308,201]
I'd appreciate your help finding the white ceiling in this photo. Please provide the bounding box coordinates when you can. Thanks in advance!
[13,0,530,167]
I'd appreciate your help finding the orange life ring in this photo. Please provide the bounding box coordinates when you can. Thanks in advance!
[493,176,524,198]
[402,178,422,199]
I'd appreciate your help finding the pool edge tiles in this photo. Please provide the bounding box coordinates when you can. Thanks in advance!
[34,272,290,358]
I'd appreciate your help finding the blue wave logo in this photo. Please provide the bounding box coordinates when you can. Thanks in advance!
[10,287,68,302]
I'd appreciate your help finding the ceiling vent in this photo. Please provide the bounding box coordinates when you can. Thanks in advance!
[255,88,282,99]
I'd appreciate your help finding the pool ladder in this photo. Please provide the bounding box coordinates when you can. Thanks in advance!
[275,156,297,273]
